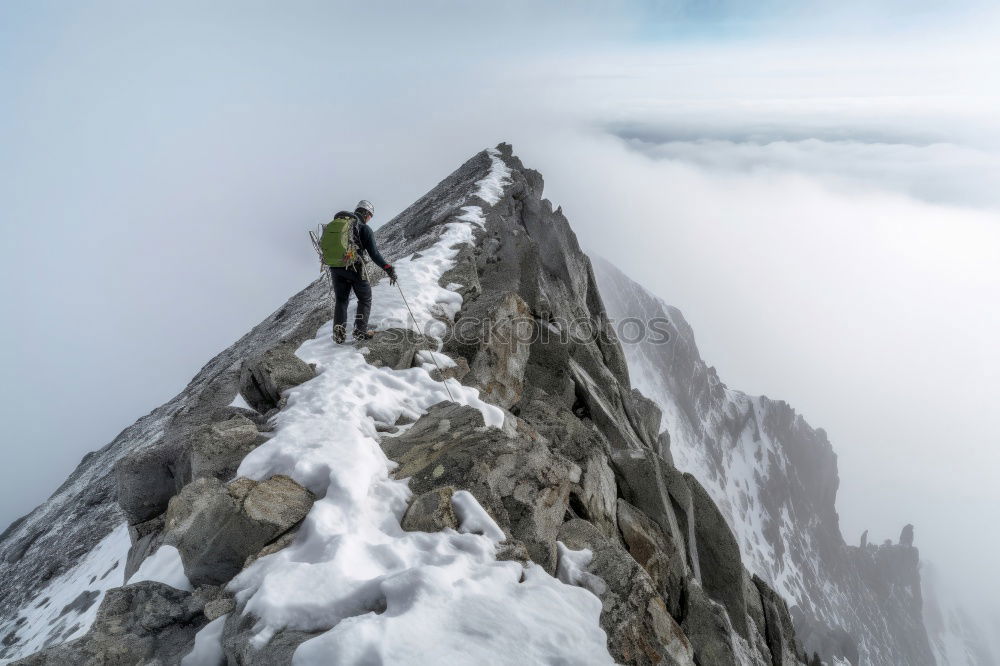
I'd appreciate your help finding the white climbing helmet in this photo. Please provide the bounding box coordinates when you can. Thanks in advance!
[355,200,375,217]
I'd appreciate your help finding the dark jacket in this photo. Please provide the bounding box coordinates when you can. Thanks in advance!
[356,220,388,268]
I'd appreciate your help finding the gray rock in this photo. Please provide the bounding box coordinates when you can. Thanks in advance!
[616,499,687,619]
[594,257,943,666]
[204,597,236,622]
[241,476,314,529]
[438,243,482,301]
[186,415,262,482]
[239,342,316,413]
[429,355,470,382]
[243,529,299,570]
[13,582,206,665]
[115,414,263,533]
[568,359,647,452]
[465,292,533,409]
[626,388,663,449]
[221,608,321,666]
[381,401,579,572]
[577,452,618,538]
[656,430,674,466]
[115,439,184,526]
[753,574,802,666]
[558,518,694,666]
[401,487,460,532]
[211,405,267,426]
[361,327,435,371]
[124,514,165,581]
[685,473,749,640]
[116,413,264,554]
[681,581,740,666]
[610,449,692,581]
[899,524,914,547]
[164,475,313,586]
[789,609,859,666]
[744,571,768,651]
[496,539,532,564]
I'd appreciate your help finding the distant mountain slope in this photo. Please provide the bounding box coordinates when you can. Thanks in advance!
[593,258,942,666]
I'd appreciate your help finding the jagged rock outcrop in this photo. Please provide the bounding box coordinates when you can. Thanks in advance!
[2,144,808,665]
[362,327,436,370]
[238,342,316,414]
[164,474,314,585]
[559,518,694,665]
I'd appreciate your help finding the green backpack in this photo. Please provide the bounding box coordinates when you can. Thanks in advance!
[318,213,362,267]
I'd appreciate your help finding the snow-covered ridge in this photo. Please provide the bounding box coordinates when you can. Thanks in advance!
[193,149,611,663]
[4,144,818,665]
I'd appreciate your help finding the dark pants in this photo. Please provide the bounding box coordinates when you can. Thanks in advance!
[330,266,372,333]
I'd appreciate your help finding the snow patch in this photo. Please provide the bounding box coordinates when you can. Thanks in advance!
[0,523,130,663]
[228,392,253,411]
[556,542,607,597]
[415,349,457,370]
[181,614,227,666]
[452,490,506,543]
[457,205,486,227]
[127,544,192,592]
[475,147,513,205]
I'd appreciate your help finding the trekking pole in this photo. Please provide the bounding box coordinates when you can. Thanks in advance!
[395,282,456,402]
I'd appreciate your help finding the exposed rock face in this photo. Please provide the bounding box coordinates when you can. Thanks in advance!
[238,342,316,413]
[400,487,460,533]
[681,581,742,666]
[362,327,436,370]
[375,145,802,665]
[185,414,264,483]
[381,401,580,572]
[616,499,686,618]
[165,475,314,586]
[754,575,802,666]
[13,582,208,665]
[559,518,695,666]
[2,145,809,664]
[594,257,943,666]
[686,472,750,641]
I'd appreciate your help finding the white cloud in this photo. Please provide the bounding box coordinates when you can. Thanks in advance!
[612,134,1000,208]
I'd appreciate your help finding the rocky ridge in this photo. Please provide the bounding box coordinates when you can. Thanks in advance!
[3,144,809,664]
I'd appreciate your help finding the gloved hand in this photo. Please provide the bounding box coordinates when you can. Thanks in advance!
[384,264,397,285]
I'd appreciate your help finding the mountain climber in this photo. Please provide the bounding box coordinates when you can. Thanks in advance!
[319,200,398,343]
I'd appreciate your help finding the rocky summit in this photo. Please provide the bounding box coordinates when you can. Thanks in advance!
[0,144,956,665]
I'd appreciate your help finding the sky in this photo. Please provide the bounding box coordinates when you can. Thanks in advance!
[2,0,998,634]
